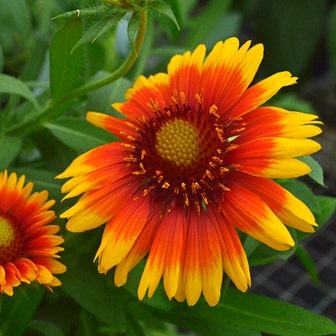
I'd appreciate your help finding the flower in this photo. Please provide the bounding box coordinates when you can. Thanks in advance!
[0,170,66,296]
[58,37,322,306]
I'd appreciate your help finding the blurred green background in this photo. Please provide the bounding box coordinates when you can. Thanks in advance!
[0,0,335,335]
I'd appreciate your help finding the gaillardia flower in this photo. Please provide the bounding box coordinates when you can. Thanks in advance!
[58,37,322,306]
[0,170,66,296]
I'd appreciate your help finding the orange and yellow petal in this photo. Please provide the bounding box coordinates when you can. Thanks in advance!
[229,134,321,178]
[224,182,295,251]
[167,44,206,107]
[57,142,126,180]
[95,194,151,274]
[207,206,251,292]
[114,202,163,287]
[14,258,38,283]
[175,208,223,306]
[87,111,139,142]
[114,74,169,120]
[64,176,137,232]
[227,71,297,119]
[201,38,264,113]
[138,206,187,301]
[240,107,322,140]
[237,174,317,232]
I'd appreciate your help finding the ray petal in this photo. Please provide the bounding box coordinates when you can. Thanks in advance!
[224,182,295,251]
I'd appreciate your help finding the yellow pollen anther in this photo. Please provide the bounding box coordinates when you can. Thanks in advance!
[180,92,186,105]
[195,91,204,104]
[191,182,197,194]
[205,169,214,180]
[220,167,229,174]
[126,121,139,131]
[209,104,219,118]
[162,182,170,188]
[124,157,137,163]
[201,193,208,204]
[147,99,160,112]
[219,183,230,191]
[156,119,200,167]
[184,193,189,206]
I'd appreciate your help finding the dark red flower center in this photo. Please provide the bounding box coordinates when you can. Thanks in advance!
[0,213,24,264]
[125,92,243,213]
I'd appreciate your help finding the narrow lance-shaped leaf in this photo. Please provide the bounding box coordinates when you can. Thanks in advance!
[52,6,107,21]
[61,269,126,332]
[147,288,336,336]
[299,155,325,186]
[149,0,180,30]
[127,12,141,52]
[0,285,44,336]
[45,119,116,153]
[49,14,85,99]
[72,13,124,53]
[0,136,22,171]
[0,74,40,111]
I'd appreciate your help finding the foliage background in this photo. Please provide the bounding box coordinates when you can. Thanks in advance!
[0,0,336,335]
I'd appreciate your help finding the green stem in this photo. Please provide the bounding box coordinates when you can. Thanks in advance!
[7,10,148,136]
[52,10,148,105]
[131,13,153,81]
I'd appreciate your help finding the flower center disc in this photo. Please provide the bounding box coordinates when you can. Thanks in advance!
[155,119,200,167]
[0,215,24,264]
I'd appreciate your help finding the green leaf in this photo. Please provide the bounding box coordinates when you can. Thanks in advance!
[78,309,100,336]
[128,12,141,52]
[295,246,319,284]
[12,168,62,202]
[153,288,336,336]
[87,74,132,115]
[184,0,232,48]
[271,93,317,115]
[0,74,40,111]
[168,0,197,28]
[149,0,180,30]
[0,0,31,51]
[0,136,22,170]
[49,15,85,99]
[280,179,320,214]
[299,156,325,186]
[52,6,107,21]
[61,269,126,332]
[0,44,3,73]
[45,119,115,153]
[249,243,296,267]
[255,0,328,76]
[26,320,64,336]
[0,285,44,336]
[72,13,123,52]
[314,196,336,226]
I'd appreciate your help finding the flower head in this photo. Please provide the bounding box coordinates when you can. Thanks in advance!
[58,37,322,306]
[0,170,66,296]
